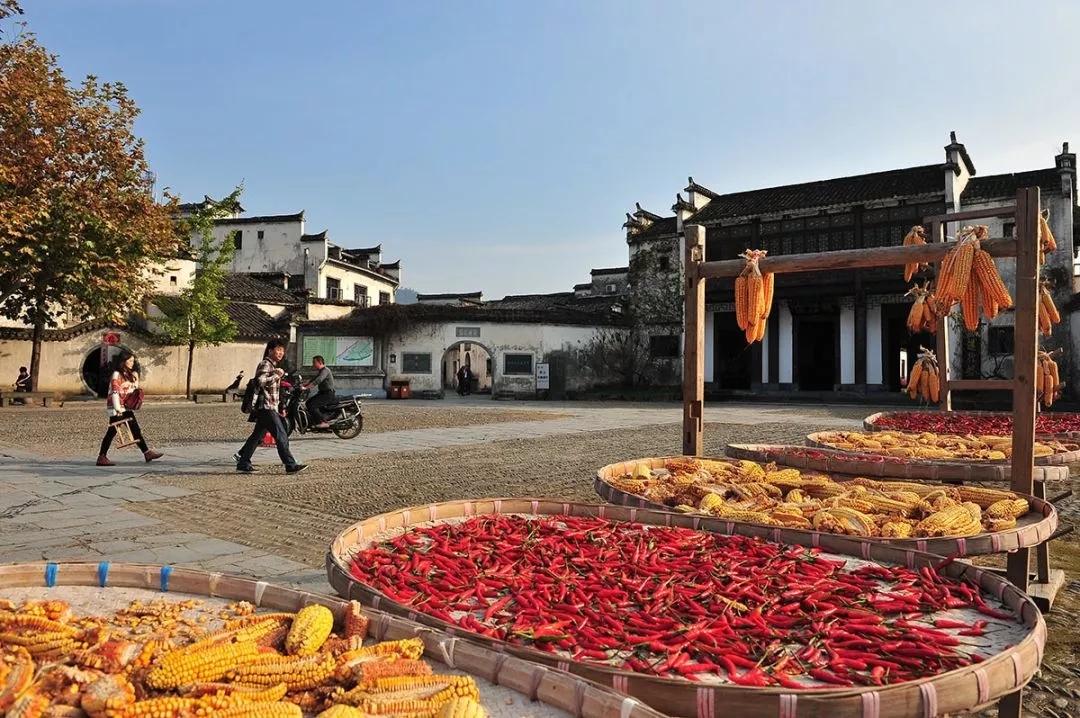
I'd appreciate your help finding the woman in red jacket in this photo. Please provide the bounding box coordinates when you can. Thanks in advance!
[97,350,163,466]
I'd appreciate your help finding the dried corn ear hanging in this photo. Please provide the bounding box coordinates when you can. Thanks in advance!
[1039,208,1057,264]
[1038,282,1061,336]
[906,347,940,404]
[904,282,939,333]
[1037,350,1063,408]
[735,249,773,344]
[901,225,928,282]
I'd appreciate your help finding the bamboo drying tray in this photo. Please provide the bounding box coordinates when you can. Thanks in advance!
[864,410,1080,441]
[326,498,1047,718]
[725,442,1070,483]
[805,431,1080,470]
[0,562,667,718]
[595,457,1058,557]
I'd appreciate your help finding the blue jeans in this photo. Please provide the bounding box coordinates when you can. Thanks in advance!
[236,410,297,468]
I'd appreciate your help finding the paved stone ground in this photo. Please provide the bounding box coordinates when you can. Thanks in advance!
[0,397,1075,717]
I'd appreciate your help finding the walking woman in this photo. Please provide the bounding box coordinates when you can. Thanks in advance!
[97,350,163,466]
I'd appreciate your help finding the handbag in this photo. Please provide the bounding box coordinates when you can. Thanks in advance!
[122,388,144,411]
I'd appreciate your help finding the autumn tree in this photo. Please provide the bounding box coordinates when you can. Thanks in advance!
[157,189,243,399]
[0,1,179,389]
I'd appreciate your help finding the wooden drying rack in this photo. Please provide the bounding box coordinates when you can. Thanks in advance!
[681,187,1052,718]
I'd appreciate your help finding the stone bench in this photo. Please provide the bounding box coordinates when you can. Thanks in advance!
[194,392,239,404]
[0,391,54,408]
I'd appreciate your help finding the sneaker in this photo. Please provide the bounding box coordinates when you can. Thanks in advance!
[143,450,163,463]
[96,455,115,467]
[236,464,257,473]
[285,464,308,474]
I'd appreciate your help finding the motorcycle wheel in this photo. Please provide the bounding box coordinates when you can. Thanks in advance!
[285,415,298,436]
[333,414,364,439]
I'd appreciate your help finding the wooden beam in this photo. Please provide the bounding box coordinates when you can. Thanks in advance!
[1007,187,1041,599]
[694,236,1018,279]
[922,206,1016,224]
[682,226,706,456]
[948,379,1016,391]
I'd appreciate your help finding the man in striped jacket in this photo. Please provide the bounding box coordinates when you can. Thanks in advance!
[234,339,308,474]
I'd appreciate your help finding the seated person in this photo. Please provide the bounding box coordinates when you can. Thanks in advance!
[301,355,336,428]
[13,367,30,404]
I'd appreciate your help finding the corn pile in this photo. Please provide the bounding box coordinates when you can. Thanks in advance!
[813,429,1077,461]
[608,458,1031,538]
[906,347,940,404]
[734,249,773,344]
[0,598,488,718]
[936,225,1014,331]
[1038,282,1062,336]
[1038,350,1064,408]
[904,283,941,334]
[901,225,928,282]
[1039,209,1058,265]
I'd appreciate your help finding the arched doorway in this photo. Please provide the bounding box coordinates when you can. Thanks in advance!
[81,344,128,397]
[440,341,493,395]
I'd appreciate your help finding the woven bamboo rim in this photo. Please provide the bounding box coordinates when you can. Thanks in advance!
[595,457,1058,558]
[326,498,1046,718]
[725,442,1071,484]
[0,562,665,718]
[864,410,1080,441]
[805,431,1080,469]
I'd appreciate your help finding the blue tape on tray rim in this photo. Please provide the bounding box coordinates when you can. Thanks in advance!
[44,562,58,587]
[97,562,110,587]
[160,565,173,592]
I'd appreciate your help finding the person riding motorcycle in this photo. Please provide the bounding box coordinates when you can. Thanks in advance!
[301,355,337,429]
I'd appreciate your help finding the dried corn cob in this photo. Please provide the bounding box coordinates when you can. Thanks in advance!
[146,640,261,690]
[213,701,303,718]
[110,696,205,718]
[285,605,334,656]
[317,707,367,718]
[914,505,982,538]
[439,697,489,718]
[5,692,49,718]
[229,651,336,691]
[880,520,914,538]
[352,659,433,688]
[986,498,1030,520]
[973,249,1012,311]
[80,675,136,718]
[902,225,927,282]
[961,270,981,332]
[1040,211,1057,255]
[343,602,369,641]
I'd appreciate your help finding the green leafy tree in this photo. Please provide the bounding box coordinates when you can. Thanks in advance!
[0,0,179,389]
[158,188,243,399]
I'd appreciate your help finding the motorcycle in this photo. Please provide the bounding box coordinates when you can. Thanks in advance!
[279,373,365,440]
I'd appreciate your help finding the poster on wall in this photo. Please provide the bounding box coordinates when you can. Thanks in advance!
[302,336,375,367]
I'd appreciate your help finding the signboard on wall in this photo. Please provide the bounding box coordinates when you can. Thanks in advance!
[536,363,550,390]
[302,336,375,367]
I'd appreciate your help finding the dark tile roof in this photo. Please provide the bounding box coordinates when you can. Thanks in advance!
[297,295,627,332]
[346,244,382,255]
[686,164,945,224]
[417,292,483,301]
[573,283,593,291]
[684,177,719,199]
[177,195,245,215]
[214,211,304,226]
[590,267,629,276]
[0,318,167,343]
[223,302,287,340]
[629,216,678,239]
[961,168,1061,203]
[379,261,401,270]
[221,274,303,305]
[301,230,328,242]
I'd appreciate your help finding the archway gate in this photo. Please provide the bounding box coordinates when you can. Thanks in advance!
[680,188,1049,718]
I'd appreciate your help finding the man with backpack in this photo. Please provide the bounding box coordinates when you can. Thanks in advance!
[234,339,307,474]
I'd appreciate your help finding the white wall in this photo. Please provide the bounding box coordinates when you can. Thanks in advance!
[840,306,855,384]
[866,305,883,385]
[320,263,398,305]
[760,322,769,383]
[778,303,793,383]
[387,322,613,394]
[209,219,312,277]
[703,311,715,383]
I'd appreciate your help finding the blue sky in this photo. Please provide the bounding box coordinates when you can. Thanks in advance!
[17,1,1080,298]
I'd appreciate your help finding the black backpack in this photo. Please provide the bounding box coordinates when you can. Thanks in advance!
[239,376,259,414]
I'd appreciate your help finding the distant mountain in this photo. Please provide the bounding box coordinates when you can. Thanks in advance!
[396,287,418,304]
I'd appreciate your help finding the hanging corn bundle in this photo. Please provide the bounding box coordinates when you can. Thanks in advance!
[1038,281,1061,336]
[904,281,940,334]
[1039,209,1057,264]
[901,225,928,282]
[734,249,773,344]
[936,225,1013,330]
[1037,350,1064,408]
[906,347,941,404]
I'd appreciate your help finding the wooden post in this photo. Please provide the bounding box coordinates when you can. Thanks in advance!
[682,225,706,456]
[930,219,953,411]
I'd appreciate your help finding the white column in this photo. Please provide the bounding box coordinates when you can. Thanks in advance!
[866,305,883,385]
[761,324,770,383]
[840,307,855,385]
[779,304,793,384]
[704,311,715,383]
